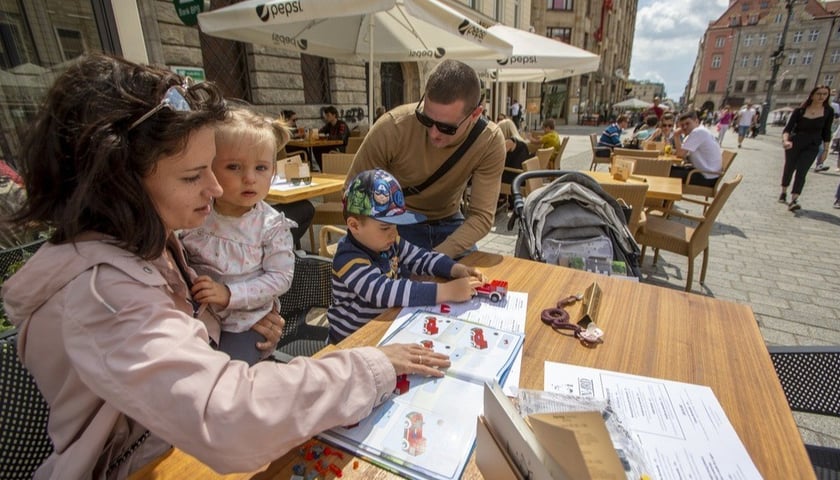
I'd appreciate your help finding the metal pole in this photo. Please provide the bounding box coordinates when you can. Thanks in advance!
[723,26,741,108]
[759,0,795,135]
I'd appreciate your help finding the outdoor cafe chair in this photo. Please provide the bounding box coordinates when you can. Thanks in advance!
[599,182,649,237]
[768,345,840,480]
[589,133,612,171]
[680,149,737,213]
[308,153,355,251]
[535,147,555,170]
[636,174,742,292]
[273,251,332,362]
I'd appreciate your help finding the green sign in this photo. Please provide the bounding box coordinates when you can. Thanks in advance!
[174,0,204,26]
[172,66,206,83]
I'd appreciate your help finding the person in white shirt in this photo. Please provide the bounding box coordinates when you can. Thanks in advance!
[736,102,757,148]
[672,111,722,187]
[814,89,840,171]
[509,99,522,129]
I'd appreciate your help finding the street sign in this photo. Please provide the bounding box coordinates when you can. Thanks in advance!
[174,0,204,27]
[171,66,206,83]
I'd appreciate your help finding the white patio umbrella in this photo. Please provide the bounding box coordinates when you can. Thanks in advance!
[468,25,601,82]
[613,97,652,109]
[197,0,513,121]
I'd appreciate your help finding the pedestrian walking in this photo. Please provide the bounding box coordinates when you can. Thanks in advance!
[779,85,834,211]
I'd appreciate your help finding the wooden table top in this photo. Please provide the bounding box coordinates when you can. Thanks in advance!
[265,173,346,205]
[286,138,345,149]
[130,252,813,480]
[584,170,683,201]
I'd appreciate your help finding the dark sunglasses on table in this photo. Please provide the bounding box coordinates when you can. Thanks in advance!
[414,93,480,136]
[290,176,312,186]
[128,78,195,131]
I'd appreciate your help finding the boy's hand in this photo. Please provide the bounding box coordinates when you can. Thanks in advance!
[191,275,231,308]
[436,276,483,304]
[450,264,487,283]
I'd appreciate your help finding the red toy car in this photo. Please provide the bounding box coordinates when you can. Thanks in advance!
[423,316,439,335]
[401,412,427,456]
[470,327,488,350]
[474,280,508,303]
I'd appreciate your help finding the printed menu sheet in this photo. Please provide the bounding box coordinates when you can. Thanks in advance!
[544,362,762,480]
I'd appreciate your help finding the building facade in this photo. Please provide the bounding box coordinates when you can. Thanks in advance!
[688,0,838,117]
[0,0,536,168]
[530,0,637,125]
[625,79,665,101]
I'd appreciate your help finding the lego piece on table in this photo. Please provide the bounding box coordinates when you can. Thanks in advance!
[330,449,344,459]
[353,460,359,470]
[311,445,324,459]
[474,280,508,302]
[394,374,410,395]
[292,463,306,476]
[305,471,319,480]
[328,463,343,477]
[439,303,451,313]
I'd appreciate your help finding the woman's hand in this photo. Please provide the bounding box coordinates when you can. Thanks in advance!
[251,310,286,354]
[378,343,450,378]
[782,139,793,150]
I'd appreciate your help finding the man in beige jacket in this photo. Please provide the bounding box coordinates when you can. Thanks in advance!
[348,60,506,259]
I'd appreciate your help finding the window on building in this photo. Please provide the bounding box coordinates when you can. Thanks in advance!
[793,31,803,43]
[802,52,813,65]
[300,54,332,104]
[759,33,767,46]
[795,78,806,91]
[781,78,792,90]
[466,0,476,7]
[729,16,740,27]
[735,80,745,91]
[774,13,782,23]
[747,80,757,92]
[712,55,722,68]
[744,34,753,47]
[787,53,797,65]
[808,29,819,42]
[833,50,840,63]
[0,22,27,69]
[753,55,761,67]
[748,15,758,25]
[741,2,750,11]
[494,0,503,21]
[825,74,835,87]
[760,1,769,8]
[708,80,717,92]
[547,27,572,44]
[740,55,750,67]
[716,36,725,48]
[55,27,84,62]
[547,0,573,10]
[776,33,783,45]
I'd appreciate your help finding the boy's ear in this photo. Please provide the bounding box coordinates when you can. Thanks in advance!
[346,216,360,233]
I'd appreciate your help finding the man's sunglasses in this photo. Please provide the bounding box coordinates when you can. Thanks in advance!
[661,123,674,127]
[414,94,479,136]
[129,79,195,131]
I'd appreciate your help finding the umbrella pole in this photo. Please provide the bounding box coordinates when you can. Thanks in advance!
[369,16,375,129]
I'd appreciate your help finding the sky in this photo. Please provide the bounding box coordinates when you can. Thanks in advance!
[629,0,730,101]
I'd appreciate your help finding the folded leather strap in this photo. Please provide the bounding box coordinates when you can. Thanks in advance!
[404,117,488,197]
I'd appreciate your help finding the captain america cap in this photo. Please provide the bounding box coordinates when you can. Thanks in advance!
[343,169,427,225]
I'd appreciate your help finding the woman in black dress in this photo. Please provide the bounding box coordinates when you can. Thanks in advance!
[780,85,834,211]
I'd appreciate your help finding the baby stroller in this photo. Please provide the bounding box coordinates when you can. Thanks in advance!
[509,171,641,277]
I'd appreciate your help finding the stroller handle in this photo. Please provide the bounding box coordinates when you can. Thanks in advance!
[510,169,576,217]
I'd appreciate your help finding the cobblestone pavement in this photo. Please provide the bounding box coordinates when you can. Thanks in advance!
[477,124,840,449]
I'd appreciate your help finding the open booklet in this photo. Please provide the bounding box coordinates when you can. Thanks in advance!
[319,310,525,480]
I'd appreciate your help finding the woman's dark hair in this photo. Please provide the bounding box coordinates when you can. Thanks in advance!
[12,53,227,259]
[802,85,831,109]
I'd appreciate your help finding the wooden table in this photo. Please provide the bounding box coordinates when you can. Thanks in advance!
[584,170,683,201]
[657,154,683,163]
[265,173,346,204]
[130,253,814,480]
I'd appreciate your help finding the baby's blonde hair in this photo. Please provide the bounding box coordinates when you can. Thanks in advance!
[215,107,291,163]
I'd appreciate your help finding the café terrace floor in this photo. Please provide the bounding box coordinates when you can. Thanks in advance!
[302,123,840,451]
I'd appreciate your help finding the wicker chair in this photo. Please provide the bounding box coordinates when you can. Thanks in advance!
[273,251,332,362]
[0,329,53,479]
[768,345,840,479]
[636,175,742,292]
[345,136,364,154]
[599,182,649,237]
[307,153,355,251]
[535,147,555,170]
[613,147,659,158]
[680,149,738,213]
[551,136,569,169]
[589,133,612,170]
[318,225,346,259]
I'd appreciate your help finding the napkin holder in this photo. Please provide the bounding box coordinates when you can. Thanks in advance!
[611,158,634,181]
[283,157,310,182]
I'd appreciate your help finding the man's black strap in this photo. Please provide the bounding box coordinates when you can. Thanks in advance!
[404,117,488,197]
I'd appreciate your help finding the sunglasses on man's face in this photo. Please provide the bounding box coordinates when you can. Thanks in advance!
[661,123,674,128]
[128,79,195,131]
[414,94,476,136]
